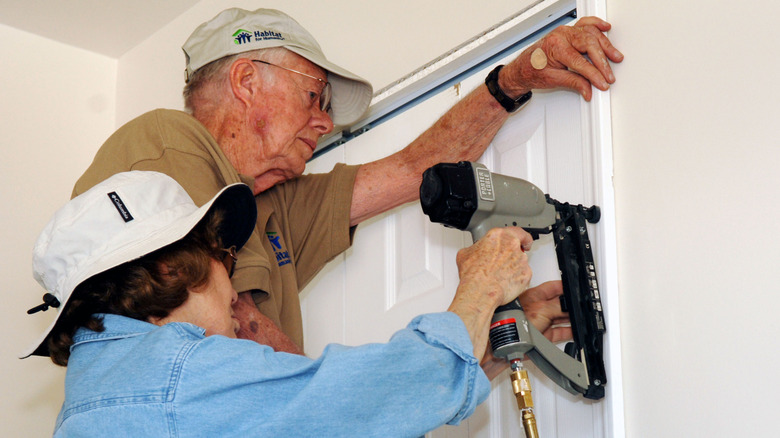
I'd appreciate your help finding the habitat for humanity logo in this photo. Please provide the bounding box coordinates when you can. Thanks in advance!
[233,28,285,45]
[266,232,291,266]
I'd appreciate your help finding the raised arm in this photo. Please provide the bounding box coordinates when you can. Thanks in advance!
[350,17,623,226]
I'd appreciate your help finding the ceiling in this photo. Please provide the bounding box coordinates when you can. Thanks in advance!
[0,0,201,58]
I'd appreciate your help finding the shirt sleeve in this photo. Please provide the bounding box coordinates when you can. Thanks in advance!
[173,312,490,437]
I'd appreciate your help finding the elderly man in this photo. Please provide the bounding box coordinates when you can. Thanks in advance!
[73,8,622,353]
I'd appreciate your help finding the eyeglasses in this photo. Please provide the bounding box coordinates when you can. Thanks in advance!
[219,246,238,278]
[252,60,332,113]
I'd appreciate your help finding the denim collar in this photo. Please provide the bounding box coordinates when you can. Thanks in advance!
[71,314,206,347]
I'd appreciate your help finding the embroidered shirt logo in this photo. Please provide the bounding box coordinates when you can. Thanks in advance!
[107,192,134,222]
[266,232,291,266]
[232,28,285,45]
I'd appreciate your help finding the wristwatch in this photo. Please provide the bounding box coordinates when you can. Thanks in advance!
[485,65,532,113]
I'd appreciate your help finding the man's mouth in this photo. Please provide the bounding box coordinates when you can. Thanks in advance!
[300,138,317,151]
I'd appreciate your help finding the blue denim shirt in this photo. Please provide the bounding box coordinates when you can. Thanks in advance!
[54,312,490,437]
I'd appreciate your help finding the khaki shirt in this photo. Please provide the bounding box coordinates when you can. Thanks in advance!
[73,109,358,348]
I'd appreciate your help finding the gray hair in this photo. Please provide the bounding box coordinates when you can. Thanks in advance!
[182,47,291,115]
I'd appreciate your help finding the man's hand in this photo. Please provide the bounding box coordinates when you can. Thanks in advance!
[480,280,571,379]
[518,280,571,343]
[499,16,624,101]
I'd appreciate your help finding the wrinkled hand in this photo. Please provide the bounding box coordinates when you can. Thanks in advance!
[455,227,534,307]
[449,227,533,363]
[500,16,624,101]
[480,280,571,380]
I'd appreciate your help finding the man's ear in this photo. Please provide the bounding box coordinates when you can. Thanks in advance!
[229,58,259,107]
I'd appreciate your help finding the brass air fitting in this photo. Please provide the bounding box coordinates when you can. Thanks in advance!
[510,362,540,438]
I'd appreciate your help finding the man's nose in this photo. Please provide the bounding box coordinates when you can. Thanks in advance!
[311,106,334,135]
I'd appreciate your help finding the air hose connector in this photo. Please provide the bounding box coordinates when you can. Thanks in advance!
[510,360,539,438]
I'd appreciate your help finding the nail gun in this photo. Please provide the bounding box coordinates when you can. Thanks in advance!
[419,161,607,405]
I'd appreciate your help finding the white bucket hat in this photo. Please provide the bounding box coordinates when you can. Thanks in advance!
[183,8,373,126]
[20,171,256,358]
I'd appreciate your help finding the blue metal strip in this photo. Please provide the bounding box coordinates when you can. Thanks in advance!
[313,6,576,159]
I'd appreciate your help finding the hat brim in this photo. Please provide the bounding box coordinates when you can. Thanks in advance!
[20,182,256,359]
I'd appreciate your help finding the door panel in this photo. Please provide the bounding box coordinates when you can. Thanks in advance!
[303,52,604,437]
[343,87,466,347]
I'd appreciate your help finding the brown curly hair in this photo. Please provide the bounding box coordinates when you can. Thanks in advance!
[47,209,226,366]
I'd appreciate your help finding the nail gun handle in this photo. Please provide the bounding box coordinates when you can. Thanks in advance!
[490,302,590,396]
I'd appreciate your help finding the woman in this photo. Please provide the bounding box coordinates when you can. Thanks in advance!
[22,171,561,437]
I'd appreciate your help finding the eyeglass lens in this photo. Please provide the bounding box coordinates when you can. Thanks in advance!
[320,82,332,113]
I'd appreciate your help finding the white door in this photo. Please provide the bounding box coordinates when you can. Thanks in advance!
[303,46,610,437]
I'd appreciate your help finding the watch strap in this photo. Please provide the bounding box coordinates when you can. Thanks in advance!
[485,65,532,113]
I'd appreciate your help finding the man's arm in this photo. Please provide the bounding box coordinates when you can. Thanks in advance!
[350,17,623,226]
[234,292,303,354]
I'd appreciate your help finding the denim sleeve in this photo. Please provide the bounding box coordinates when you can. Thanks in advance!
[174,312,491,437]
[405,312,492,424]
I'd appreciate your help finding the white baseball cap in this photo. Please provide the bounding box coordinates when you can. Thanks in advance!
[20,171,256,358]
[183,8,373,126]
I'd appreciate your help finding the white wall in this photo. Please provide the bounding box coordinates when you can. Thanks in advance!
[608,0,780,436]
[0,25,117,436]
[4,0,779,436]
